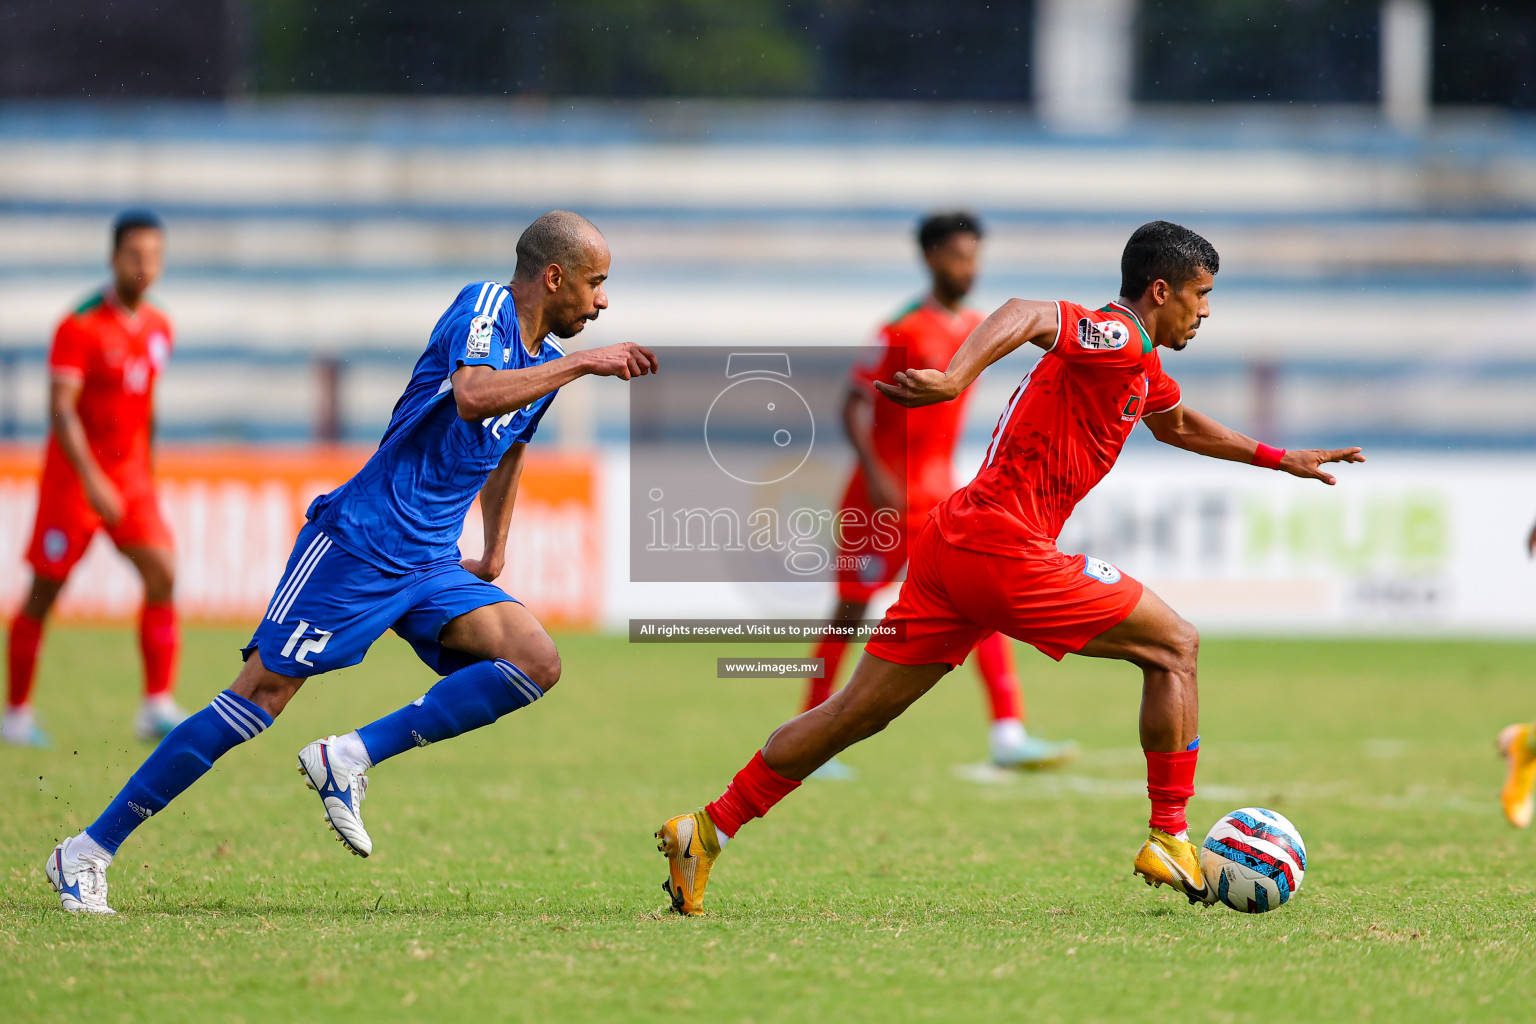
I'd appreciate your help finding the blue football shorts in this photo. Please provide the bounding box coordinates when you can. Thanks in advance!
[243,522,517,679]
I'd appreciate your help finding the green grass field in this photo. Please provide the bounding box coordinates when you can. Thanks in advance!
[3,628,1534,1022]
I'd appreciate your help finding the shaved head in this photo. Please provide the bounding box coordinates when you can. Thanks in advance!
[513,210,605,283]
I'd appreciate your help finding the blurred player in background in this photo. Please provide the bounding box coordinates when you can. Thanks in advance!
[658,221,1365,915]
[4,211,185,748]
[45,211,659,914]
[804,211,1075,778]
[1497,719,1534,827]
[1495,520,1536,826]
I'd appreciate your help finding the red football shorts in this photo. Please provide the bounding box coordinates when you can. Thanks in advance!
[832,474,921,603]
[866,519,1143,666]
[26,471,173,581]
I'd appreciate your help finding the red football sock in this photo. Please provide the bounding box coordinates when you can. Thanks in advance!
[1145,746,1200,835]
[7,612,43,710]
[973,633,1023,722]
[802,637,849,711]
[139,602,179,698]
[704,749,802,837]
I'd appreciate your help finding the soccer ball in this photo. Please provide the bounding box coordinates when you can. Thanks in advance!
[1199,807,1307,913]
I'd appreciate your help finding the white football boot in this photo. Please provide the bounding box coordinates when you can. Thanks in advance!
[135,695,190,742]
[990,720,1080,770]
[3,706,51,748]
[45,833,115,914]
[297,736,372,857]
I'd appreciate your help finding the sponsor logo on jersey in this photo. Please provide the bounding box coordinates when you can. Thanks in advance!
[1082,555,1123,584]
[466,314,495,358]
[1077,318,1131,351]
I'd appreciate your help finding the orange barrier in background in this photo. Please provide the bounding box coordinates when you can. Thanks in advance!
[0,447,600,627]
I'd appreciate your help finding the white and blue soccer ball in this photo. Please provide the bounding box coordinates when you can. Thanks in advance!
[1200,807,1307,913]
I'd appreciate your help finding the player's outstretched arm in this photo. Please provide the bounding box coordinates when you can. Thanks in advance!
[462,443,526,581]
[451,343,659,421]
[874,299,1058,408]
[1142,405,1364,485]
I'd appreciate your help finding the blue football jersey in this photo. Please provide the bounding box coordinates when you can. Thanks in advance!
[308,281,565,573]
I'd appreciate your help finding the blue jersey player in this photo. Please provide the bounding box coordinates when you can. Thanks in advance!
[46,211,659,913]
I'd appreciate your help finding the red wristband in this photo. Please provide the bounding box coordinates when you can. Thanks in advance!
[1252,443,1286,470]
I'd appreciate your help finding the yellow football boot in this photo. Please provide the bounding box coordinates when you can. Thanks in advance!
[1133,828,1215,905]
[656,809,722,916]
[1497,723,1536,828]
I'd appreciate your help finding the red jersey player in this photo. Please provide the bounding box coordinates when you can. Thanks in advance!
[657,221,1365,914]
[805,211,1075,777]
[3,211,187,747]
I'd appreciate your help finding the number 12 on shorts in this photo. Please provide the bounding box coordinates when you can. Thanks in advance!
[281,620,334,667]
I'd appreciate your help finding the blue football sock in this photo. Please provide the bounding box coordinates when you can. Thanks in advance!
[356,659,543,765]
[86,690,272,855]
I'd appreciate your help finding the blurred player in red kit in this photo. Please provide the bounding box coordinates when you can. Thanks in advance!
[804,212,1075,778]
[658,220,1365,914]
[3,211,186,747]
[1495,517,1536,827]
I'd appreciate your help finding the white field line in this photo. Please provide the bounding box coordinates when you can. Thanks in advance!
[952,765,1499,814]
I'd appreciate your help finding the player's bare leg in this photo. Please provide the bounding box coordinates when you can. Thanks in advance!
[436,600,563,689]
[766,654,951,779]
[229,649,308,716]
[800,596,868,780]
[4,574,64,747]
[47,649,299,912]
[803,597,865,710]
[657,653,950,914]
[1075,587,1211,904]
[303,600,559,858]
[121,543,187,739]
[17,574,64,621]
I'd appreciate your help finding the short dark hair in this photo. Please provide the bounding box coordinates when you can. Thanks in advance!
[513,210,603,282]
[917,210,984,253]
[1119,221,1219,300]
[112,209,163,251]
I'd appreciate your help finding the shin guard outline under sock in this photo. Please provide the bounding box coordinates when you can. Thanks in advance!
[7,612,43,710]
[86,689,272,854]
[139,602,180,698]
[704,749,801,838]
[972,633,1023,722]
[1145,741,1200,836]
[355,659,543,766]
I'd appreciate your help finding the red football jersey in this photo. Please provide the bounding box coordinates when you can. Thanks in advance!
[45,291,172,482]
[934,300,1180,558]
[849,297,986,515]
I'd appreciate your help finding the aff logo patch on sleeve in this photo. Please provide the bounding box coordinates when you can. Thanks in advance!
[465,315,495,358]
[1077,318,1131,351]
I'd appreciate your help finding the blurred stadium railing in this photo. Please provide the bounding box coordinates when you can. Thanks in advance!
[4,100,1536,452]
[4,98,1536,632]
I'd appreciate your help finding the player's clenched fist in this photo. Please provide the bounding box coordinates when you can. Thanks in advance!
[873,367,956,407]
[1280,447,1366,486]
[583,343,658,380]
